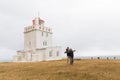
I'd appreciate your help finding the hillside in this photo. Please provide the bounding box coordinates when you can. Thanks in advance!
[0,59,120,80]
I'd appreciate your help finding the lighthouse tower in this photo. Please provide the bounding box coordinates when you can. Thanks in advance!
[24,17,52,50]
[13,17,62,62]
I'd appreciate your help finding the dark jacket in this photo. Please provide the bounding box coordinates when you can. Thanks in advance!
[65,49,71,56]
[69,50,74,58]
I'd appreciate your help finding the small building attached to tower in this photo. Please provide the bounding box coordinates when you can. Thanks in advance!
[13,17,62,62]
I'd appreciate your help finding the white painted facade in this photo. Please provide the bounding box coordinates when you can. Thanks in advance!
[13,17,62,62]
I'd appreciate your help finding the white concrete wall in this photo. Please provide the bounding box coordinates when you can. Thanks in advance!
[14,46,62,62]
[13,51,27,62]
[36,30,52,49]
[24,31,36,51]
[32,46,62,61]
[38,49,46,61]
[24,26,52,50]
[44,47,62,61]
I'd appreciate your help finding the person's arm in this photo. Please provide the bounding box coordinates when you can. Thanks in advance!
[64,49,68,53]
[73,50,76,52]
[64,50,67,53]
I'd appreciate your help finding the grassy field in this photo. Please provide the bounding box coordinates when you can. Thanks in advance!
[0,59,120,80]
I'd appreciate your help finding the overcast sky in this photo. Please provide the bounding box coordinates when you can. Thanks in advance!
[1,0,120,61]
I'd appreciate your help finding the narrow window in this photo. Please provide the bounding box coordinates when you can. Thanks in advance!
[49,51,52,57]
[45,41,47,46]
[42,32,44,36]
[43,42,44,46]
[46,32,48,37]
[29,41,31,46]
[43,41,47,46]
[56,51,59,56]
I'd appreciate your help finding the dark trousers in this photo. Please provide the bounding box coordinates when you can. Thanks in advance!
[70,57,74,65]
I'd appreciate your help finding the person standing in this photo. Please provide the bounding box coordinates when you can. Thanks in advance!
[64,47,70,64]
[69,48,76,65]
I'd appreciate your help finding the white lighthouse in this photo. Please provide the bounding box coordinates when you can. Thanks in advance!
[13,17,62,62]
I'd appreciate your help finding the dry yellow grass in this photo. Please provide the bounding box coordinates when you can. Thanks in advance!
[0,59,120,80]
